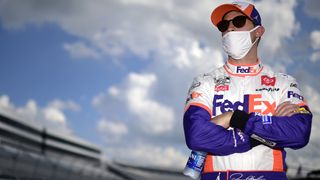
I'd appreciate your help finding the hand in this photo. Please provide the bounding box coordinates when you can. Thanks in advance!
[211,111,233,129]
[274,101,299,116]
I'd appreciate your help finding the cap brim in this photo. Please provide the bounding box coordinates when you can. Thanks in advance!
[211,4,253,27]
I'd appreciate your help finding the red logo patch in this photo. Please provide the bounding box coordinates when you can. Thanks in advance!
[261,76,276,86]
[215,85,229,92]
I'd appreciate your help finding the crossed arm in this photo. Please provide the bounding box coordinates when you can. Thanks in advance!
[212,101,312,149]
[213,101,300,128]
[184,101,312,155]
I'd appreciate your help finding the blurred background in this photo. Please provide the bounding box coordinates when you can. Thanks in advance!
[0,0,319,179]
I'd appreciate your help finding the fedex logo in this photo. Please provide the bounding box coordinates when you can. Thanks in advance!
[236,66,256,74]
[213,94,276,116]
[288,91,304,100]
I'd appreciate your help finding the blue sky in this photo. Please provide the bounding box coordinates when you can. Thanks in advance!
[0,0,320,174]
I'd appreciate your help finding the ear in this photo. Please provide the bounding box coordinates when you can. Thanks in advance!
[256,26,265,38]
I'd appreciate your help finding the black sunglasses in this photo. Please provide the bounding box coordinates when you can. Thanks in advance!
[217,16,248,32]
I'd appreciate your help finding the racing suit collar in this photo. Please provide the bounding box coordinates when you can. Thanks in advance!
[223,59,263,77]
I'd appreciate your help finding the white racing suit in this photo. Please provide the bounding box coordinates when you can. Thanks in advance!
[183,60,312,180]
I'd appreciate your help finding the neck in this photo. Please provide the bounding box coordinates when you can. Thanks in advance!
[229,57,257,65]
[224,59,263,76]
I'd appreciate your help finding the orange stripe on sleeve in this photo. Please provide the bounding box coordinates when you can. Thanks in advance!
[297,102,307,107]
[203,155,214,173]
[272,149,284,171]
[184,102,212,117]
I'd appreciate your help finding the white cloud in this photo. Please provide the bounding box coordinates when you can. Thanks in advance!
[48,99,80,111]
[311,51,320,62]
[43,107,66,124]
[309,31,320,62]
[256,0,299,61]
[303,85,320,114]
[0,0,299,64]
[0,95,78,134]
[126,73,175,134]
[92,71,187,167]
[63,41,101,59]
[0,95,19,119]
[16,100,38,120]
[97,119,128,141]
[119,0,163,6]
[310,30,320,50]
[0,0,222,61]
[108,86,120,97]
[94,73,175,135]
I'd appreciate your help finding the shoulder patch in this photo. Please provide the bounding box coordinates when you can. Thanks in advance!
[295,107,311,114]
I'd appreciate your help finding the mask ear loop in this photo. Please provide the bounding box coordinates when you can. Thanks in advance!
[252,36,260,45]
[237,26,260,59]
[250,26,261,45]
[249,25,260,33]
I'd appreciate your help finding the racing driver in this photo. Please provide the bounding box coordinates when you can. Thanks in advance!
[183,1,312,180]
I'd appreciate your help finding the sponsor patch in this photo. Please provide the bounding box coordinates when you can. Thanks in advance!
[189,82,201,92]
[262,116,272,124]
[236,66,257,74]
[261,75,276,86]
[251,134,276,147]
[290,83,298,89]
[214,76,230,86]
[237,130,245,142]
[296,107,311,114]
[185,91,202,104]
[288,91,304,100]
[213,94,276,116]
[256,87,280,92]
[215,85,229,92]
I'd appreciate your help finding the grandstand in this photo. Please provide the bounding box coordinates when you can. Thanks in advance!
[0,113,318,180]
[0,113,189,180]
[0,113,121,179]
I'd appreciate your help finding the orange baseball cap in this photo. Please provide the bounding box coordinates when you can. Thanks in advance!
[211,1,261,27]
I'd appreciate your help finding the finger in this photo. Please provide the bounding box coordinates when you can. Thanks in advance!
[286,111,299,117]
[278,105,298,116]
[275,102,292,116]
[276,103,299,116]
[284,108,300,117]
[275,101,290,115]
[287,105,299,116]
[282,110,294,116]
[281,103,298,114]
[283,106,299,116]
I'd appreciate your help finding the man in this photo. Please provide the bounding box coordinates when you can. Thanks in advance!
[183,1,312,180]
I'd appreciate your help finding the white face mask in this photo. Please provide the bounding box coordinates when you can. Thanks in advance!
[222,26,260,60]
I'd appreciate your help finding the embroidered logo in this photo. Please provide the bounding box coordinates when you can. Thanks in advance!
[261,75,276,86]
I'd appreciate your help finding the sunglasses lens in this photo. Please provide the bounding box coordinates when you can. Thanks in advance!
[217,16,248,32]
[217,20,229,32]
[232,16,247,28]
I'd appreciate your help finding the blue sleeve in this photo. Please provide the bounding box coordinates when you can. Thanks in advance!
[184,105,252,155]
[230,107,312,149]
